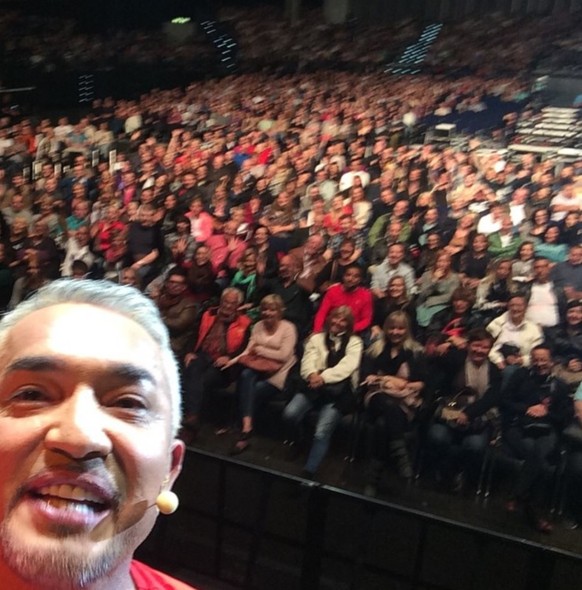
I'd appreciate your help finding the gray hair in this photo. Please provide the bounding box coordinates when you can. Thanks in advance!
[221,287,244,305]
[0,279,181,435]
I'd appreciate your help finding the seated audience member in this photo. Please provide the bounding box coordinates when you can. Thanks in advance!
[371,275,417,340]
[501,345,572,533]
[525,257,566,330]
[259,190,298,240]
[315,237,357,294]
[259,254,312,339]
[474,258,515,325]
[487,294,544,372]
[0,280,193,590]
[459,233,491,290]
[426,286,479,354]
[70,259,90,279]
[0,242,15,312]
[560,211,580,247]
[186,196,213,245]
[426,328,501,491]
[154,267,199,362]
[416,250,460,329]
[547,299,582,389]
[313,263,373,337]
[283,306,363,478]
[477,202,504,235]
[288,234,327,294]
[250,224,279,279]
[125,204,164,285]
[119,265,142,290]
[230,247,260,316]
[488,215,522,260]
[362,311,428,493]
[91,202,126,258]
[443,212,476,267]
[228,295,297,455]
[370,242,416,299]
[8,259,51,310]
[180,288,251,442]
[17,220,61,280]
[166,215,196,268]
[186,244,219,304]
[415,231,442,277]
[325,214,364,263]
[206,219,247,280]
[512,241,535,285]
[61,225,96,277]
[534,225,568,263]
[551,244,582,301]
[550,180,580,222]
[562,381,582,528]
[521,207,550,243]
[66,199,91,233]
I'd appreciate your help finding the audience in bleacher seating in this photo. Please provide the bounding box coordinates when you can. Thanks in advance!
[0,4,580,533]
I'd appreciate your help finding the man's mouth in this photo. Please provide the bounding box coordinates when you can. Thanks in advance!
[29,484,111,514]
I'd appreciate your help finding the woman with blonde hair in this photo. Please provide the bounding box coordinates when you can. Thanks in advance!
[363,311,428,494]
[228,294,297,454]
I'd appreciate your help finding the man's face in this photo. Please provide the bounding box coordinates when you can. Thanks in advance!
[76,227,90,247]
[567,305,582,327]
[11,196,24,212]
[139,208,154,227]
[468,338,492,365]
[342,268,361,291]
[278,256,294,281]
[218,293,240,321]
[533,259,550,283]
[0,304,183,587]
[569,247,582,267]
[531,348,552,375]
[508,297,526,323]
[387,245,404,267]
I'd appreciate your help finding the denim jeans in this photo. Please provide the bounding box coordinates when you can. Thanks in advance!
[283,392,342,474]
[237,368,279,420]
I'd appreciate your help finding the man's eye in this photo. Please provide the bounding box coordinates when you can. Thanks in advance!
[111,396,148,411]
[10,388,49,403]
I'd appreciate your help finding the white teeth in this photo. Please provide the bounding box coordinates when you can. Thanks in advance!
[36,484,104,504]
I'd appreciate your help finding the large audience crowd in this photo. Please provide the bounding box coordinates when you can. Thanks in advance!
[0,5,581,537]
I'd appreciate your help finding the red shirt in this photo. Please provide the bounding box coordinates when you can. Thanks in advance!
[313,284,373,334]
[131,560,196,590]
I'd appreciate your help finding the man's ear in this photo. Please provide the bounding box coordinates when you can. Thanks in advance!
[167,439,185,488]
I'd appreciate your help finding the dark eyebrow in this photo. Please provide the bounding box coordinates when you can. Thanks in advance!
[5,356,156,386]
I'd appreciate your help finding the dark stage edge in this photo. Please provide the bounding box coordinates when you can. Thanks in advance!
[140,423,582,590]
[188,424,582,556]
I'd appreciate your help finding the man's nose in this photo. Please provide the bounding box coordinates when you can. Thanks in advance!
[44,387,112,461]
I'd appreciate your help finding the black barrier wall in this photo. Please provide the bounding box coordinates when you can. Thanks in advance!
[138,448,582,590]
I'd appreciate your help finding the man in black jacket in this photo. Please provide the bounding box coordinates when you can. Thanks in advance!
[427,328,501,492]
[501,344,573,533]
